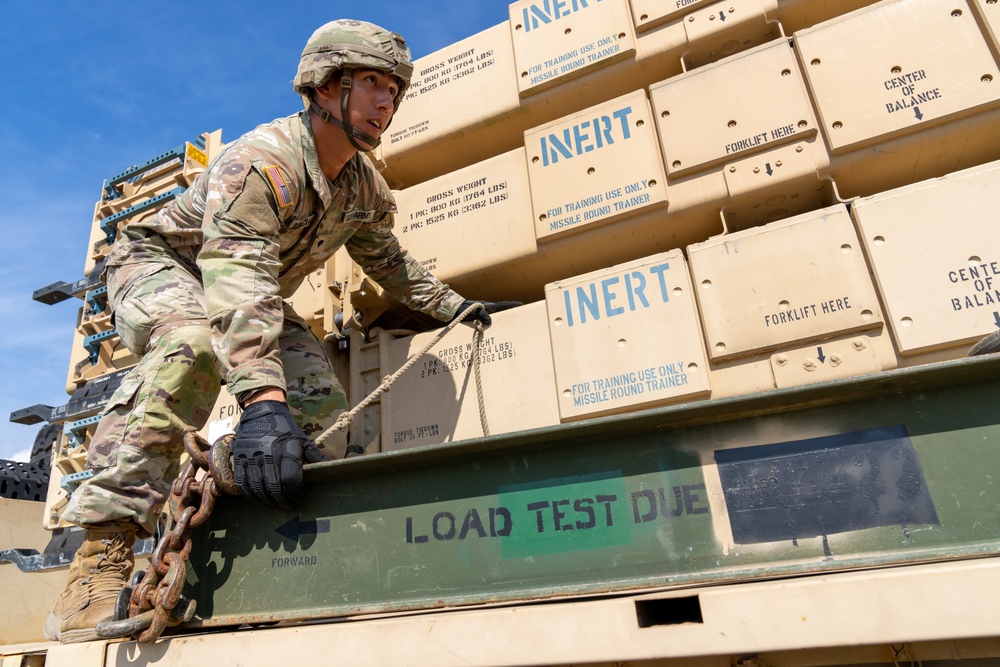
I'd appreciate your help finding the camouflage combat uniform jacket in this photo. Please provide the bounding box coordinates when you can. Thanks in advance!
[106,109,464,399]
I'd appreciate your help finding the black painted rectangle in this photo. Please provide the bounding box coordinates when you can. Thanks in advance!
[714,426,938,545]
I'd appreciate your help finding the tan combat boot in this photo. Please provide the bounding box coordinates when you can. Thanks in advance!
[44,520,138,643]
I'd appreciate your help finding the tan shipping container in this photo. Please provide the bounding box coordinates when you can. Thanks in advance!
[689,203,884,361]
[797,0,1000,196]
[853,159,1000,356]
[378,0,879,189]
[379,301,560,451]
[545,249,712,420]
[510,0,636,96]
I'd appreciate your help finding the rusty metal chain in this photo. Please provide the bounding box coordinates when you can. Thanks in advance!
[96,431,239,643]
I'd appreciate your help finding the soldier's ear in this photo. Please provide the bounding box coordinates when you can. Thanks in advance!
[313,78,341,104]
[312,82,334,103]
[320,70,346,98]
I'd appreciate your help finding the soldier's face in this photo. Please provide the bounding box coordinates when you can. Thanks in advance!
[341,69,397,144]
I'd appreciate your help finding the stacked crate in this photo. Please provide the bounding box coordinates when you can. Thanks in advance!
[13,0,1000,513]
[373,0,885,187]
[340,0,1000,453]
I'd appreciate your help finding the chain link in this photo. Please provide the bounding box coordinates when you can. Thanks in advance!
[97,431,237,642]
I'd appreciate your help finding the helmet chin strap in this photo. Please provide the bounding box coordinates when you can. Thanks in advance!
[309,73,381,151]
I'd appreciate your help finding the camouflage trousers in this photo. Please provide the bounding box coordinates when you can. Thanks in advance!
[62,262,349,537]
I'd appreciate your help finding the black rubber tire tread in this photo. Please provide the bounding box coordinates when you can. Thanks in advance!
[969,330,1000,357]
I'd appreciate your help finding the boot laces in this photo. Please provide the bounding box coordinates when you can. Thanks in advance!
[80,535,133,600]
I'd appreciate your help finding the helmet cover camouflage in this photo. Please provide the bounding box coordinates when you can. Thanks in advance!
[293,19,413,110]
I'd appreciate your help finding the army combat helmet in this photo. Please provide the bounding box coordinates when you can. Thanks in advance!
[294,19,413,151]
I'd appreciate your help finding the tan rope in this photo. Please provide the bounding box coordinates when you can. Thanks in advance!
[471,321,489,437]
[316,302,491,448]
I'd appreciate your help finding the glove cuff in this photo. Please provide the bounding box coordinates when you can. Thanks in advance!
[241,399,290,420]
[238,400,304,440]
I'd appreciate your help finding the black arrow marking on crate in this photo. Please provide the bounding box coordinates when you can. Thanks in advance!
[817,347,826,363]
[914,106,923,121]
[765,163,773,176]
[276,516,330,541]
[719,10,727,20]
[993,311,1000,328]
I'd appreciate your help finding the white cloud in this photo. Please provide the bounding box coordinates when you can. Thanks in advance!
[7,447,31,463]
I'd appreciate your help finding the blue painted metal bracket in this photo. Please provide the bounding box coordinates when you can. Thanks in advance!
[103,135,208,201]
[63,415,102,447]
[60,469,95,493]
[83,329,118,365]
[85,285,109,316]
[100,187,185,244]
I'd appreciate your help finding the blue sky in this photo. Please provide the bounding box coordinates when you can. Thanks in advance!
[0,2,508,461]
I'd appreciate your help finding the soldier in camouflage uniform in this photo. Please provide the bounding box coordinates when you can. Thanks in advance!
[46,19,515,643]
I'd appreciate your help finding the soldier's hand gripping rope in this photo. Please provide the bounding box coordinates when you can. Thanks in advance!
[453,300,522,327]
[316,300,519,448]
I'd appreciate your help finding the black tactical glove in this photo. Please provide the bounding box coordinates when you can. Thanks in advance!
[452,300,522,327]
[232,400,307,510]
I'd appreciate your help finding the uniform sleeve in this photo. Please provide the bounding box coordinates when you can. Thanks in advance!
[197,166,287,399]
[345,209,465,322]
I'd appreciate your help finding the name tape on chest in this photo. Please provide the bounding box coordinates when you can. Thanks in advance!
[345,209,382,224]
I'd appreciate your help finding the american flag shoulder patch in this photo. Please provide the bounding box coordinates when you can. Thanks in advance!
[262,165,294,208]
